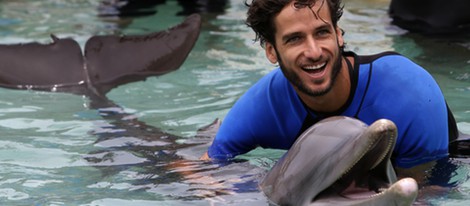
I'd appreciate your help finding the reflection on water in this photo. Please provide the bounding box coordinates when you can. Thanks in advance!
[0,0,469,205]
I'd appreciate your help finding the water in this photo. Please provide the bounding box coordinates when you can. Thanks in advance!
[0,0,469,205]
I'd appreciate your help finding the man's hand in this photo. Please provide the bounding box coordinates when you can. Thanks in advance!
[200,152,210,161]
[395,161,452,203]
[394,161,436,186]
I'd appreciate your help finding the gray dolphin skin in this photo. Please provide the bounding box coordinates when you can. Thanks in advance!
[0,14,201,103]
[260,116,418,206]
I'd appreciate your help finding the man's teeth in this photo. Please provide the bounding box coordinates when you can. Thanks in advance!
[303,62,326,70]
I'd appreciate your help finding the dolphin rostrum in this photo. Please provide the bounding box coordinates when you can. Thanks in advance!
[260,116,418,206]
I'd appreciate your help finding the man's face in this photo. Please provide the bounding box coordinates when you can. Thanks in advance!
[265,0,344,97]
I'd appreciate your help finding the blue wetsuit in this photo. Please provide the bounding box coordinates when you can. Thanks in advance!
[208,51,451,168]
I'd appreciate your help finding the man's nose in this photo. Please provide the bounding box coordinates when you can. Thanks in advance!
[303,37,322,59]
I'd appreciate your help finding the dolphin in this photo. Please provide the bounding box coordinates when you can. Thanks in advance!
[260,116,418,206]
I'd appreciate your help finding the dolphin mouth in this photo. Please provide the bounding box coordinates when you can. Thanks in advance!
[314,178,419,206]
[311,119,418,205]
[319,119,397,199]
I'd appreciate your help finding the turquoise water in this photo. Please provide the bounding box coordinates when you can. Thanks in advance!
[0,0,469,205]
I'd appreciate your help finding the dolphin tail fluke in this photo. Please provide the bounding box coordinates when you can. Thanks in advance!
[0,35,87,94]
[84,14,202,95]
[0,14,202,98]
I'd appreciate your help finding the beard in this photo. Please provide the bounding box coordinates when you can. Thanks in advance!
[276,49,343,97]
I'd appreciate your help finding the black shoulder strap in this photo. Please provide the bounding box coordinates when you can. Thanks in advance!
[447,103,459,143]
[357,51,399,64]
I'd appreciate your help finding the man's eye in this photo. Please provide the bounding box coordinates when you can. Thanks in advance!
[317,29,331,37]
[286,36,301,44]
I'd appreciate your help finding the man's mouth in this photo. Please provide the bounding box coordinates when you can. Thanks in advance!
[302,62,327,75]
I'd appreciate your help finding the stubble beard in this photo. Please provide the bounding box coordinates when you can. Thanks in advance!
[276,49,343,97]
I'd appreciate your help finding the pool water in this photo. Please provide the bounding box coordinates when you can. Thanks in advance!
[0,0,469,205]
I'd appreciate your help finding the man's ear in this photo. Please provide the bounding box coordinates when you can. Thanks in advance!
[265,42,278,64]
[336,27,344,48]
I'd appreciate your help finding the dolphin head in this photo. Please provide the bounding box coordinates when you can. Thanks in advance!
[260,116,418,206]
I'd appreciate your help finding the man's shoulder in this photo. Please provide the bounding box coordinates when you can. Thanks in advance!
[355,51,425,75]
[355,51,404,64]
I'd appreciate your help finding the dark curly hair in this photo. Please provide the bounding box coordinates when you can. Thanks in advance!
[245,0,344,47]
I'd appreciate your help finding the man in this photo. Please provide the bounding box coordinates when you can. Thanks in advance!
[201,0,456,179]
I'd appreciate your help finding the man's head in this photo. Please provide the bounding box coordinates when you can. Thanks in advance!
[245,0,348,102]
[245,0,344,47]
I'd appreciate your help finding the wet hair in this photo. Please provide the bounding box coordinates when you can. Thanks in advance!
[245,0,344,47]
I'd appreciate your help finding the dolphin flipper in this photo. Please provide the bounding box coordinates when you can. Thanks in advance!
[0,14,201,98]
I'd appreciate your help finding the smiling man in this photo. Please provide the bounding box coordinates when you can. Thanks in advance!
[202,0,457,178]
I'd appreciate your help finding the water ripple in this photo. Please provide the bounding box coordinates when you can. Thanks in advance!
[0,140,88,169]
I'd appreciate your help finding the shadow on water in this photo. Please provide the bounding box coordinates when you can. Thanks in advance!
[83,101,265,201]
